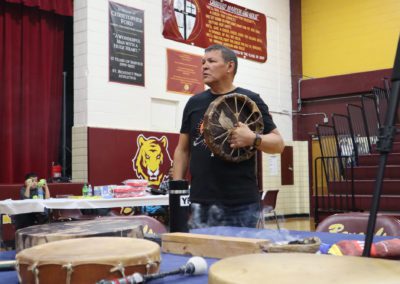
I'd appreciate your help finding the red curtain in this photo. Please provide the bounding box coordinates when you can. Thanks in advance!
[0,2,67,183]
[4,0,73,16]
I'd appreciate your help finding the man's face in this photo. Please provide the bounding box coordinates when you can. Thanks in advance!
[202,50,232,86]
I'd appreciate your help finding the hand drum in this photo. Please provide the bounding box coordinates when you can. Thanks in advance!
[203,93,264,162]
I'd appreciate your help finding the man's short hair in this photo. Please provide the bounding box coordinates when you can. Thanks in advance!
[205,44,238,75]
[25,172,38,180]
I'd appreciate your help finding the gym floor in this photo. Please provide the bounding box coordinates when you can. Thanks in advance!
[264,217,315,231]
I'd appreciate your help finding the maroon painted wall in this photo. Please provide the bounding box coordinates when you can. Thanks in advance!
[294,69,392,141]
[88,127,179,187]
[87,127,263,191]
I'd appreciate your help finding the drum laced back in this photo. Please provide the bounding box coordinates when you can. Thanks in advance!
[204,93,264,162]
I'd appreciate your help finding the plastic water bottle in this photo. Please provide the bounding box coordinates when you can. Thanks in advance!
[37,187,44,199]
[82,184,88,197]
[87,184,93,196]
[93,186,101,196]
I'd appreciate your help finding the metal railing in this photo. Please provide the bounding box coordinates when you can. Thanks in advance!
[313,85,389,225]
[314,156,355,225]
[347,104,371,155]
[332,113,358,165]
[361,94,380,146]
[316,123,348,186]
[316,124,340,158]
[372,87,389,126]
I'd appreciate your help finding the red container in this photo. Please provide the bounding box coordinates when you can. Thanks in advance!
[52,164,62,178]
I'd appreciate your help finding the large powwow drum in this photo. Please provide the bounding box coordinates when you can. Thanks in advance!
[15,216,166,252]
[203,93,264,162]
[209,253,400,284]
[16,237,161,284]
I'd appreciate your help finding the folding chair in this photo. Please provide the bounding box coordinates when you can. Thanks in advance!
[258,190,280,230]
[316,212,400,236]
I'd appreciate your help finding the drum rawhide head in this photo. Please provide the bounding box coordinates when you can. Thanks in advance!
[204,93,264,162]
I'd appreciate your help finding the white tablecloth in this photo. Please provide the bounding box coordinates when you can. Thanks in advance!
[0,195,169,215]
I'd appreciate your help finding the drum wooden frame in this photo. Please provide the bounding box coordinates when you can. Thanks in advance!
[16,237,161,284]
[15,217,144,252]
[209,253,400,284]
[203,93,264,162]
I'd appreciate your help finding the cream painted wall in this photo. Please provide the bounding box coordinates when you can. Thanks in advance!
[262,141,310,216]
[74,0,292,139]
[302,0,400,78]
[73,0,305,214]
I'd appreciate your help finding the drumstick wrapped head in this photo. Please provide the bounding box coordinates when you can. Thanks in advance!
[183,256,208,275]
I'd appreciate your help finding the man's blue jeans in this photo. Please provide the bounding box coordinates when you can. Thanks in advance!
[189,202,261,229]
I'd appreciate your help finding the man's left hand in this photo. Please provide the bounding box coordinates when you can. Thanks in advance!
[230,122,256,148]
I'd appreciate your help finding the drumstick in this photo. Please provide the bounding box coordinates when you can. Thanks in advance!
[0,260,16,271]
[96,256,208,284]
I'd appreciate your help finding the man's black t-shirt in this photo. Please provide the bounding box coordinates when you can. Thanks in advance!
[180,87,276,205]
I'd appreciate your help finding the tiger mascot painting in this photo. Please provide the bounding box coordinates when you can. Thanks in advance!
[132,134,173,187]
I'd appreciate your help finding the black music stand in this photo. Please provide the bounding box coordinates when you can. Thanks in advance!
[363,38,400,256]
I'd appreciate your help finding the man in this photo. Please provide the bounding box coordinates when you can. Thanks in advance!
[14,173,51,230]
[173,44,284,228]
